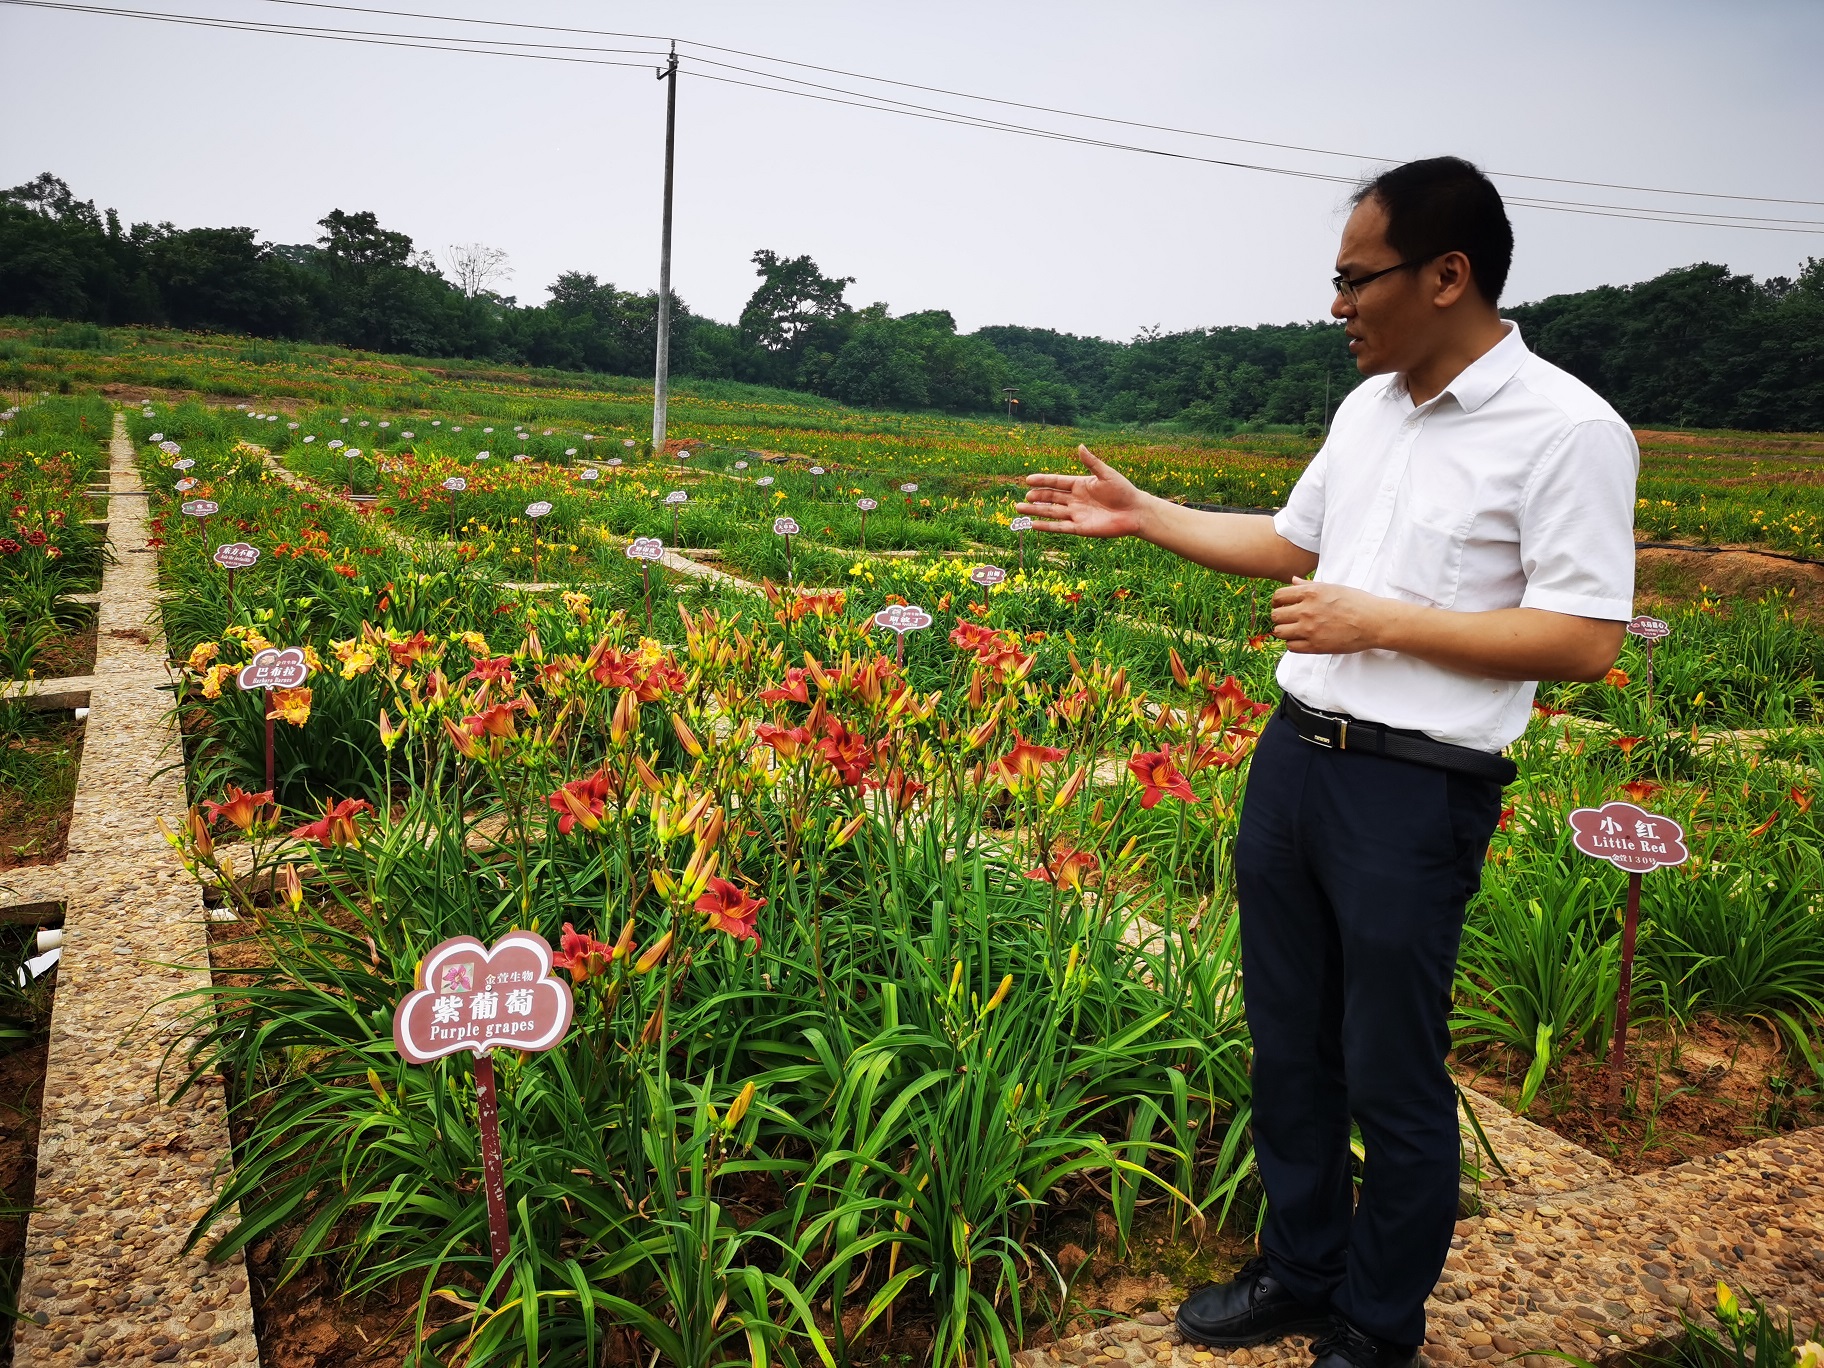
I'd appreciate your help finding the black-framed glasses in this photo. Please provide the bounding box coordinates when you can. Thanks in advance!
[1332,255,1438,304]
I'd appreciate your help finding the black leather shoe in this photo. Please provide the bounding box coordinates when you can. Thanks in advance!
[1309,1319,1419,1368]
[1174,1256,1336,1348]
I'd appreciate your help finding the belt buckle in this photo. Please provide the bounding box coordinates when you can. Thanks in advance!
[1300,705,1348,751]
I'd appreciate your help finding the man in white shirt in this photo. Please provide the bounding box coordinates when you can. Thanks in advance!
[1019,157,1637,1368]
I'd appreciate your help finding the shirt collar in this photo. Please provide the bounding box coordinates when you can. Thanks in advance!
[1385,321,1530,415]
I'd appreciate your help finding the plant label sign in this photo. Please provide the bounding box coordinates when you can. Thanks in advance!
[237,646,311,691]
[734,460,749,470]
[1569,801,1688,873]
[607,458,624,468]
[213,542,260,570]
[970,564,1007,587]
[392,932,574,1268]
[625,537,665,562]
[756,476,774,487]
[856,497,878,512]
[526,501,553,518]
[392,932,575,1063]
[581,468,599,481]
[664,490,688,505]
[899,483,918,494]
[172,458,195,471]
[809,466,825,476]
[442,476,467,493]
[175,478,197,492]
[1626,616,1671,641]
[872,604,933,634]
[181,499,219,518]
[1569,799,1688,1113]
[1009,516,1034,533]
[773,516,800,536]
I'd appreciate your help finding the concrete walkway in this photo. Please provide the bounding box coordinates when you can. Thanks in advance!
[6,416,258,1368]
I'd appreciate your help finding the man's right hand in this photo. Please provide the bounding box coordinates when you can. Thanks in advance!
[1017,445,1150,538]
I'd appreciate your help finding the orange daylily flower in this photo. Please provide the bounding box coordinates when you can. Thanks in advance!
[1604,667,1630,688]
[1612,736,1645,759]
[991,733,1067,790]
[290,797,374,848]
[1620,779,1662,804]
[203,784,275,832]
[1024,844,1101,892]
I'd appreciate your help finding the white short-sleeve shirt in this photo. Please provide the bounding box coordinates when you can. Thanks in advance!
[1272,322,1637,752]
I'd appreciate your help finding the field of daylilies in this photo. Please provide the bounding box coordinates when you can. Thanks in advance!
[3,319,1824,1368]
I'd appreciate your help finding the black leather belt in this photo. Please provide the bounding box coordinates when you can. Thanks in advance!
[1278,693,1518,786]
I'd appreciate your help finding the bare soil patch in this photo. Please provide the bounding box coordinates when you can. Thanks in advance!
[29,610,96,681]
[1456,1016,1824,1174]
[1635,546,1824,622]
[0,1037,48,1368]
[0,710,84,869]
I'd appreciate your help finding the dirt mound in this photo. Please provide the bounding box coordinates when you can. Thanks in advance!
[1636,546,1824,621]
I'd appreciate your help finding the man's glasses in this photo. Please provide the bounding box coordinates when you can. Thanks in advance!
[1332,255,1439,304]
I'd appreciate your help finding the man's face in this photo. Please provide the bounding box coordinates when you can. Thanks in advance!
[1331,196,1432,377]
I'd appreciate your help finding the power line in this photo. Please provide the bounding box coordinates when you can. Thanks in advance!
[9,0,1823,233]
[236,0,1824,210]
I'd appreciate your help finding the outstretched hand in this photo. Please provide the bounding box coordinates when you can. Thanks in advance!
[1017,445,1147,539]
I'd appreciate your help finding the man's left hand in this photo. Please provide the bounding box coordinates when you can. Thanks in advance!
[1270,578,1400,655]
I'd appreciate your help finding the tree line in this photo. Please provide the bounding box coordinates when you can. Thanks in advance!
[3,173,1819,432]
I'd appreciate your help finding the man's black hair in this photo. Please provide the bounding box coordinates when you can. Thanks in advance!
[1353,156,1514,305]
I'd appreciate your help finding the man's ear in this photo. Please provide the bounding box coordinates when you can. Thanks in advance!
[1431,250,1476,309]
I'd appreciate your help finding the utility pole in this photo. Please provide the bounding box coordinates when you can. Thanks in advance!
[651,42,679,451]
[1322,366,1332,434]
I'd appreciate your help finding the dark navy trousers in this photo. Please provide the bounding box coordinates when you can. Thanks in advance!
[1236,713,1503,1348]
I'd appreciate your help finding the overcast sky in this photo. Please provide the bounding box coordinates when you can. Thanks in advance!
[4,0,1822,339]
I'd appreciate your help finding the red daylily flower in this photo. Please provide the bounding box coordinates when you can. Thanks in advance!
[387,630,433,666]
[695,878,765,947]
[1129,747,1198,808]
[816,716,876,787]
[465,656,515,687]
[1496,805,1517,832]
[757,667,812,705]
[1198,675,1271,735]
[1612,735,1645,759]
[1620,779,1662,804]
[756,722,813,760]
[1791,787,1813,814]
[290,797,374,848]
[991,734,1067,789]
[1025,844,1101,892]
[548,769,617,834]
[552,922,615,982]
[203,784,274,832]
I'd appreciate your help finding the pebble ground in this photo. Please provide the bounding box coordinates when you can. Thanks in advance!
[5,416,258,1368]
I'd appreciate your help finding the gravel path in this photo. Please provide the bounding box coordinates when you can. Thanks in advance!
[1016,1096,1823,1367]
[5,415,258,1368]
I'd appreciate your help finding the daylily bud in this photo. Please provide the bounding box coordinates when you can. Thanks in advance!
[639,1003,665,1046]
[830,810,867,848]
[706,798,735,846]
[277,862,304,914]
[184,806,214,859]
[1169,647,1190,689]
[378,708,403,750]
[723,1080,755,1132]
[443,715,484,760]
[984,973,1013,1013]
[1063,943,1080,989]
[947,959,964,1003]
[671,713,704,758]
[611,918,636,962]
[634,928,674,974]
[1050,763,1088,813]
[611,688,641,746]
[632,754,663,793]
[367,1068,391,1107]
